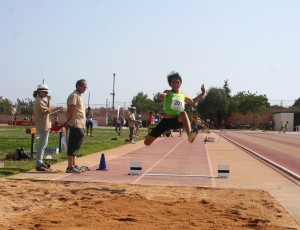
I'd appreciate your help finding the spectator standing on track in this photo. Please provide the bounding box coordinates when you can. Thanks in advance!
[221,119,225,130]
[115,112,123,136]
[154,111,161,124]
[284,121,289,133]
[279,121,285,133]
[128,106,137,144]
[33,83,63,171]
[268,120,272,130]
[149,112,155,125]
[86,107,93,137]
[236,119,241,130]
[65,79,89,173]
[178,128,183,137]
[144,71,205,146]
[137,111,142,128]
[135,110,142,137]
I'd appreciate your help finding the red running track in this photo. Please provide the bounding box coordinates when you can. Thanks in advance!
[58,135,215,186]
[222,131,300,180]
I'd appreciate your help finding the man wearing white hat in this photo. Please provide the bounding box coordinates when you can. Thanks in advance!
[33,83,63,171]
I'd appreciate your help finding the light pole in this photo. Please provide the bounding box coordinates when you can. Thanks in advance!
[111,73,116,109]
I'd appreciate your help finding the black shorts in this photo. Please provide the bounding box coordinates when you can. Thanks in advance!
[148,117,182,138]
[67,126,84,156]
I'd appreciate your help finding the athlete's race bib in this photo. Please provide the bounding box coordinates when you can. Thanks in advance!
[171,96,185,112]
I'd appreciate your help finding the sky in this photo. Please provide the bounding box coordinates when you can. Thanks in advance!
[1,0,300,108]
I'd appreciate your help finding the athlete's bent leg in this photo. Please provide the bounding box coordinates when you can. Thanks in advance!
[178,111,197,143]
[178,111,191,135]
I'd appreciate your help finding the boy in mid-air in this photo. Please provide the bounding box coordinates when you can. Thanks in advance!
[144,71,205,146]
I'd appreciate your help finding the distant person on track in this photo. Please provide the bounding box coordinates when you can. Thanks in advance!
[284,121,289,133]
[144,71,205,146]
[128,106,137,144]
[85,107,93,137]
[268,120,272,130]
[236,119,241,130]
[154,111,161,124]
[135,110,142,137]
[279,121,285,133]
[115,112,123,136]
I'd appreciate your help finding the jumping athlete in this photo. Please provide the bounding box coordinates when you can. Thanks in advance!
[144,71,205,146]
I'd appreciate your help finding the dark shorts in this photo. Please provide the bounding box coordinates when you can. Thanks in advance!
[149,117,182,138]
[86,120,93,128]
[67,126,84,156]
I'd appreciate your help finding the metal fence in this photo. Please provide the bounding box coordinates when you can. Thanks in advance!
[269,100,296,108]
[57,102,132,110]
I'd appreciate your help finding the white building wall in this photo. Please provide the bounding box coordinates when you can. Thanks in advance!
[273,113,294,132]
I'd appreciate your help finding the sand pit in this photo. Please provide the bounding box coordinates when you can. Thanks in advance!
[0,179,299,229]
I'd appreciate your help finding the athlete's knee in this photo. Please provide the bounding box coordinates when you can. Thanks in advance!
[144,136,154,146]
[179,111,187,118]
[144,139,151,146]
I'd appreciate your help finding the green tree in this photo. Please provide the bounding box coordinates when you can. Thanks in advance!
[197,87,229,127]
[152,92,164,112]
[223,79,231,98]
[0,96,13,114]
[131,92,157,112]
[16,98,34,115]
[233,91,269,127]
[293,98,300,108]
[222,79,239,119]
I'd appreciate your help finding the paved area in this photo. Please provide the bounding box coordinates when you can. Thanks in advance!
[6,130,300,224]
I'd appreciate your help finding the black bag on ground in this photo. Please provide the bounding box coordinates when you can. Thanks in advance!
[15,147,31,160]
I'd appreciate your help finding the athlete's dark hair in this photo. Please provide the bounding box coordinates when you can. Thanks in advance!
[167,71,182,86]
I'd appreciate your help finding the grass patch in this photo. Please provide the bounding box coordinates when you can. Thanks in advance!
[0,125,147,178]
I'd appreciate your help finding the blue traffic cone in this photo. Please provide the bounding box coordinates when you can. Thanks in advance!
[97,153,109,171]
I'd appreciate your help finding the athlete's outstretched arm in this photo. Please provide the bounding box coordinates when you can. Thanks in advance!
[185,84,205,105]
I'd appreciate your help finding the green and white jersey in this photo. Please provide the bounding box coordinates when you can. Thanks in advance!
[164,91,185,116]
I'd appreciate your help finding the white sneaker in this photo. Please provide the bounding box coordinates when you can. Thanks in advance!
[130,140,135,144]
[66,166,81,173]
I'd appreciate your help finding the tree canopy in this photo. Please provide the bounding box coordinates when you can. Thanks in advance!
[131,92,162,112]
[293,98,300,108]
[0,96,13,115]
[196,87,229,127]
[0,96,34,115]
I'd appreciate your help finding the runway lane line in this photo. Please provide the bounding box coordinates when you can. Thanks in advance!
[132,138,186,184]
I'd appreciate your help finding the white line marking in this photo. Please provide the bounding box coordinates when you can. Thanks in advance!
[145,173,216,178]
[132,139,185,184]
[205,142,216,187]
